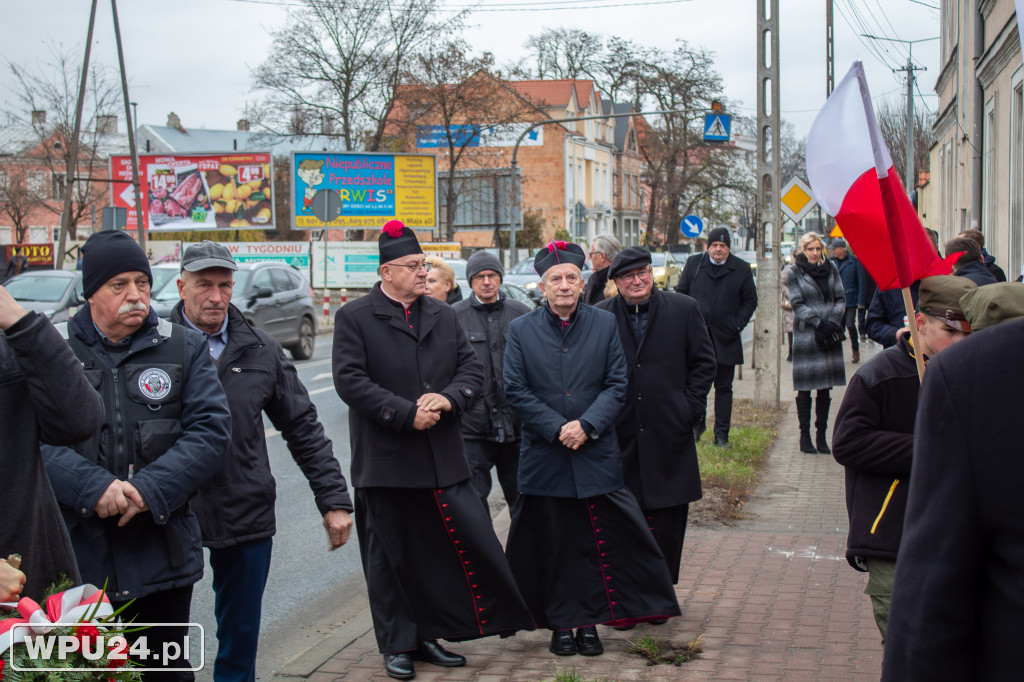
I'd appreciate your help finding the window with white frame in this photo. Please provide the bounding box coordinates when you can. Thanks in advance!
[26,171,47,197]
[0,227,11,243]
[1010,69,1023,283]
[27,226,49,244]
[982,95,996,244]
[51,173,66,201]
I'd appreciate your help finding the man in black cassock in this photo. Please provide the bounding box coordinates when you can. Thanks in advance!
[332,221,533,680]
[597,247,717,596]
[503,241,681,659]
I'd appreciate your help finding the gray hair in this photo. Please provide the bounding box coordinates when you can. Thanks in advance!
[591,234,622,259]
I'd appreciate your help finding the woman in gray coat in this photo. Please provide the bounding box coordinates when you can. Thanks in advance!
[786,232,846,454]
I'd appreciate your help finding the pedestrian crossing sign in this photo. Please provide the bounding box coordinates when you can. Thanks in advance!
[703,114,731,142]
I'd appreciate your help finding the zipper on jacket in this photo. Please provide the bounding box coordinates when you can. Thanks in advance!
[870,479,900,534]
[112,367,128,479]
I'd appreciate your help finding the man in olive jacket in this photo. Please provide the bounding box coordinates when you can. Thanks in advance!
[332,221,532,681]
[833,276,975,641]
[170,241,353,682]
[675,227,757,446]
[596,247,716,586]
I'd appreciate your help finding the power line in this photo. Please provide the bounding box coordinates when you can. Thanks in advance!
[834,0,901,71]
[230,0,693,11]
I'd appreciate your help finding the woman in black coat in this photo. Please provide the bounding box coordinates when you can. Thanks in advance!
[786,232,846,455]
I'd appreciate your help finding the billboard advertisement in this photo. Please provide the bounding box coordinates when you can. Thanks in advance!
[110,152,275,232]
[310,241,380,288]
[291,152,436,231]
[183,241,309,269]
[5,244,54,267]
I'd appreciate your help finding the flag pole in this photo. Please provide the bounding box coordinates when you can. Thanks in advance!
[900,288,926,383]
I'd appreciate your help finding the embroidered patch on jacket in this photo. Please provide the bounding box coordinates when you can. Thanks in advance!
[138,368,172,400]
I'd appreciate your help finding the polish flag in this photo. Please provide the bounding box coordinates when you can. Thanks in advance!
[806,61,959,290]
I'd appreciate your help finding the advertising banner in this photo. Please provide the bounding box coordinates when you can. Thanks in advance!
[183,241,309,269]
[292,152,436,230]
[6,243,55,267]
[310,242,381,288]
[421,242,462,260]
[416,123,543,148]
[110,152,275,232]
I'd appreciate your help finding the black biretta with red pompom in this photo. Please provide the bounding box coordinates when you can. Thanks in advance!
[379,219,423,265]
[534,241,586,276]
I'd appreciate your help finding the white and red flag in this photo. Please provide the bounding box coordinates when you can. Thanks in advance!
[806,61,958,290]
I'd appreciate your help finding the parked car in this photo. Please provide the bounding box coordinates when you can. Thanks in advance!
[151,261,318,360]
[150,262,182,293]
[501,282,538,308]
[5,270,84,323]
[650,251,681,290]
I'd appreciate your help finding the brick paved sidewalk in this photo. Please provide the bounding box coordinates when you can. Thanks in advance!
[281,340,886,681]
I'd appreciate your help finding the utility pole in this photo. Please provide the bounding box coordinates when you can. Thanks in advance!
[56,0,99,269]
[826,0,834,99]
[861,35,936,194]
[754,0,781,408]
[111,0,145,253]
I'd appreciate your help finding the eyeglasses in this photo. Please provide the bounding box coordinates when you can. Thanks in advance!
[391,261,431,272]
[616,269,652,283]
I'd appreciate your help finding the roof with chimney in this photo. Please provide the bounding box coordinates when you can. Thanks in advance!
[138,114,348,157]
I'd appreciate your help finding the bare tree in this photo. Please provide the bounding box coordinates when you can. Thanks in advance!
[876,98,935,183]
[398,41,536,239]
[3,45,122,239]
[250,0,467,151]
[524,28,603,81]
[0,164,47,243]
[630,43,749,244]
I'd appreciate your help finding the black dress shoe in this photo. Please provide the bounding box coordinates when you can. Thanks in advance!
[549,629,577,656]
[383,653,415,680]
[612,623,636,631]
[713,436,729,448]
[648,618,669,625]
[575,625,604,656]
[411,640,466,667]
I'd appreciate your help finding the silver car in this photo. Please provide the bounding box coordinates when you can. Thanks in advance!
[5,270,84,323]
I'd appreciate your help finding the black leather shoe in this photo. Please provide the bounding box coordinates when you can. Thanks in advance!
[648,618,669,625]
[612,623,636,631]
[411,640,465,667]
[549,629,577,656]
[713,436,729,448]
[575,625,604,656]
[383,653,415,680]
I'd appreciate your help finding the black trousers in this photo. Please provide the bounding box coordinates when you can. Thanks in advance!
[114,584,196,682]
[857,305,868,338]
[643,504,689,585]
[843,308,859,351]
[464,439,520,514]
[712,363,735,440]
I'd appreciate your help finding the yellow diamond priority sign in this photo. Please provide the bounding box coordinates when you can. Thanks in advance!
[780,177,817,223]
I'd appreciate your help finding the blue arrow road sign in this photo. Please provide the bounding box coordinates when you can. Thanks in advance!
[681,215,704,238]
[703,114,731,142]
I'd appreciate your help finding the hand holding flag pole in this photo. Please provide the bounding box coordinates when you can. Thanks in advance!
[806,61,961,382]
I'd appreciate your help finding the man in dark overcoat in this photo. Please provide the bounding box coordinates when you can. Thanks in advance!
[504,241,681,659]
[332,221,532,680]
[675,227,757,446]
[596,247,716,594]
[0,285,103,601]
[882,317,1024,680]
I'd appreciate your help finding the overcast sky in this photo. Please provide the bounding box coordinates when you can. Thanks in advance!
[1,0,941,142]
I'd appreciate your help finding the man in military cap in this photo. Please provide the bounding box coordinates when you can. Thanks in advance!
[504,241,681,659]
[332,220,532,680]
[833,275,976,642]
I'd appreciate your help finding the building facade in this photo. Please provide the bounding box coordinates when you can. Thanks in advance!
[932,0,1023,279]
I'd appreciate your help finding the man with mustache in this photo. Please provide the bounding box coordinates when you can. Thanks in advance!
[42,230,231,681]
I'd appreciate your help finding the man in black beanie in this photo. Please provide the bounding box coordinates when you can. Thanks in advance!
[676,227,757,446]
[41,230,231,681]
[333,221,533,680]
[453,250,531,513]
